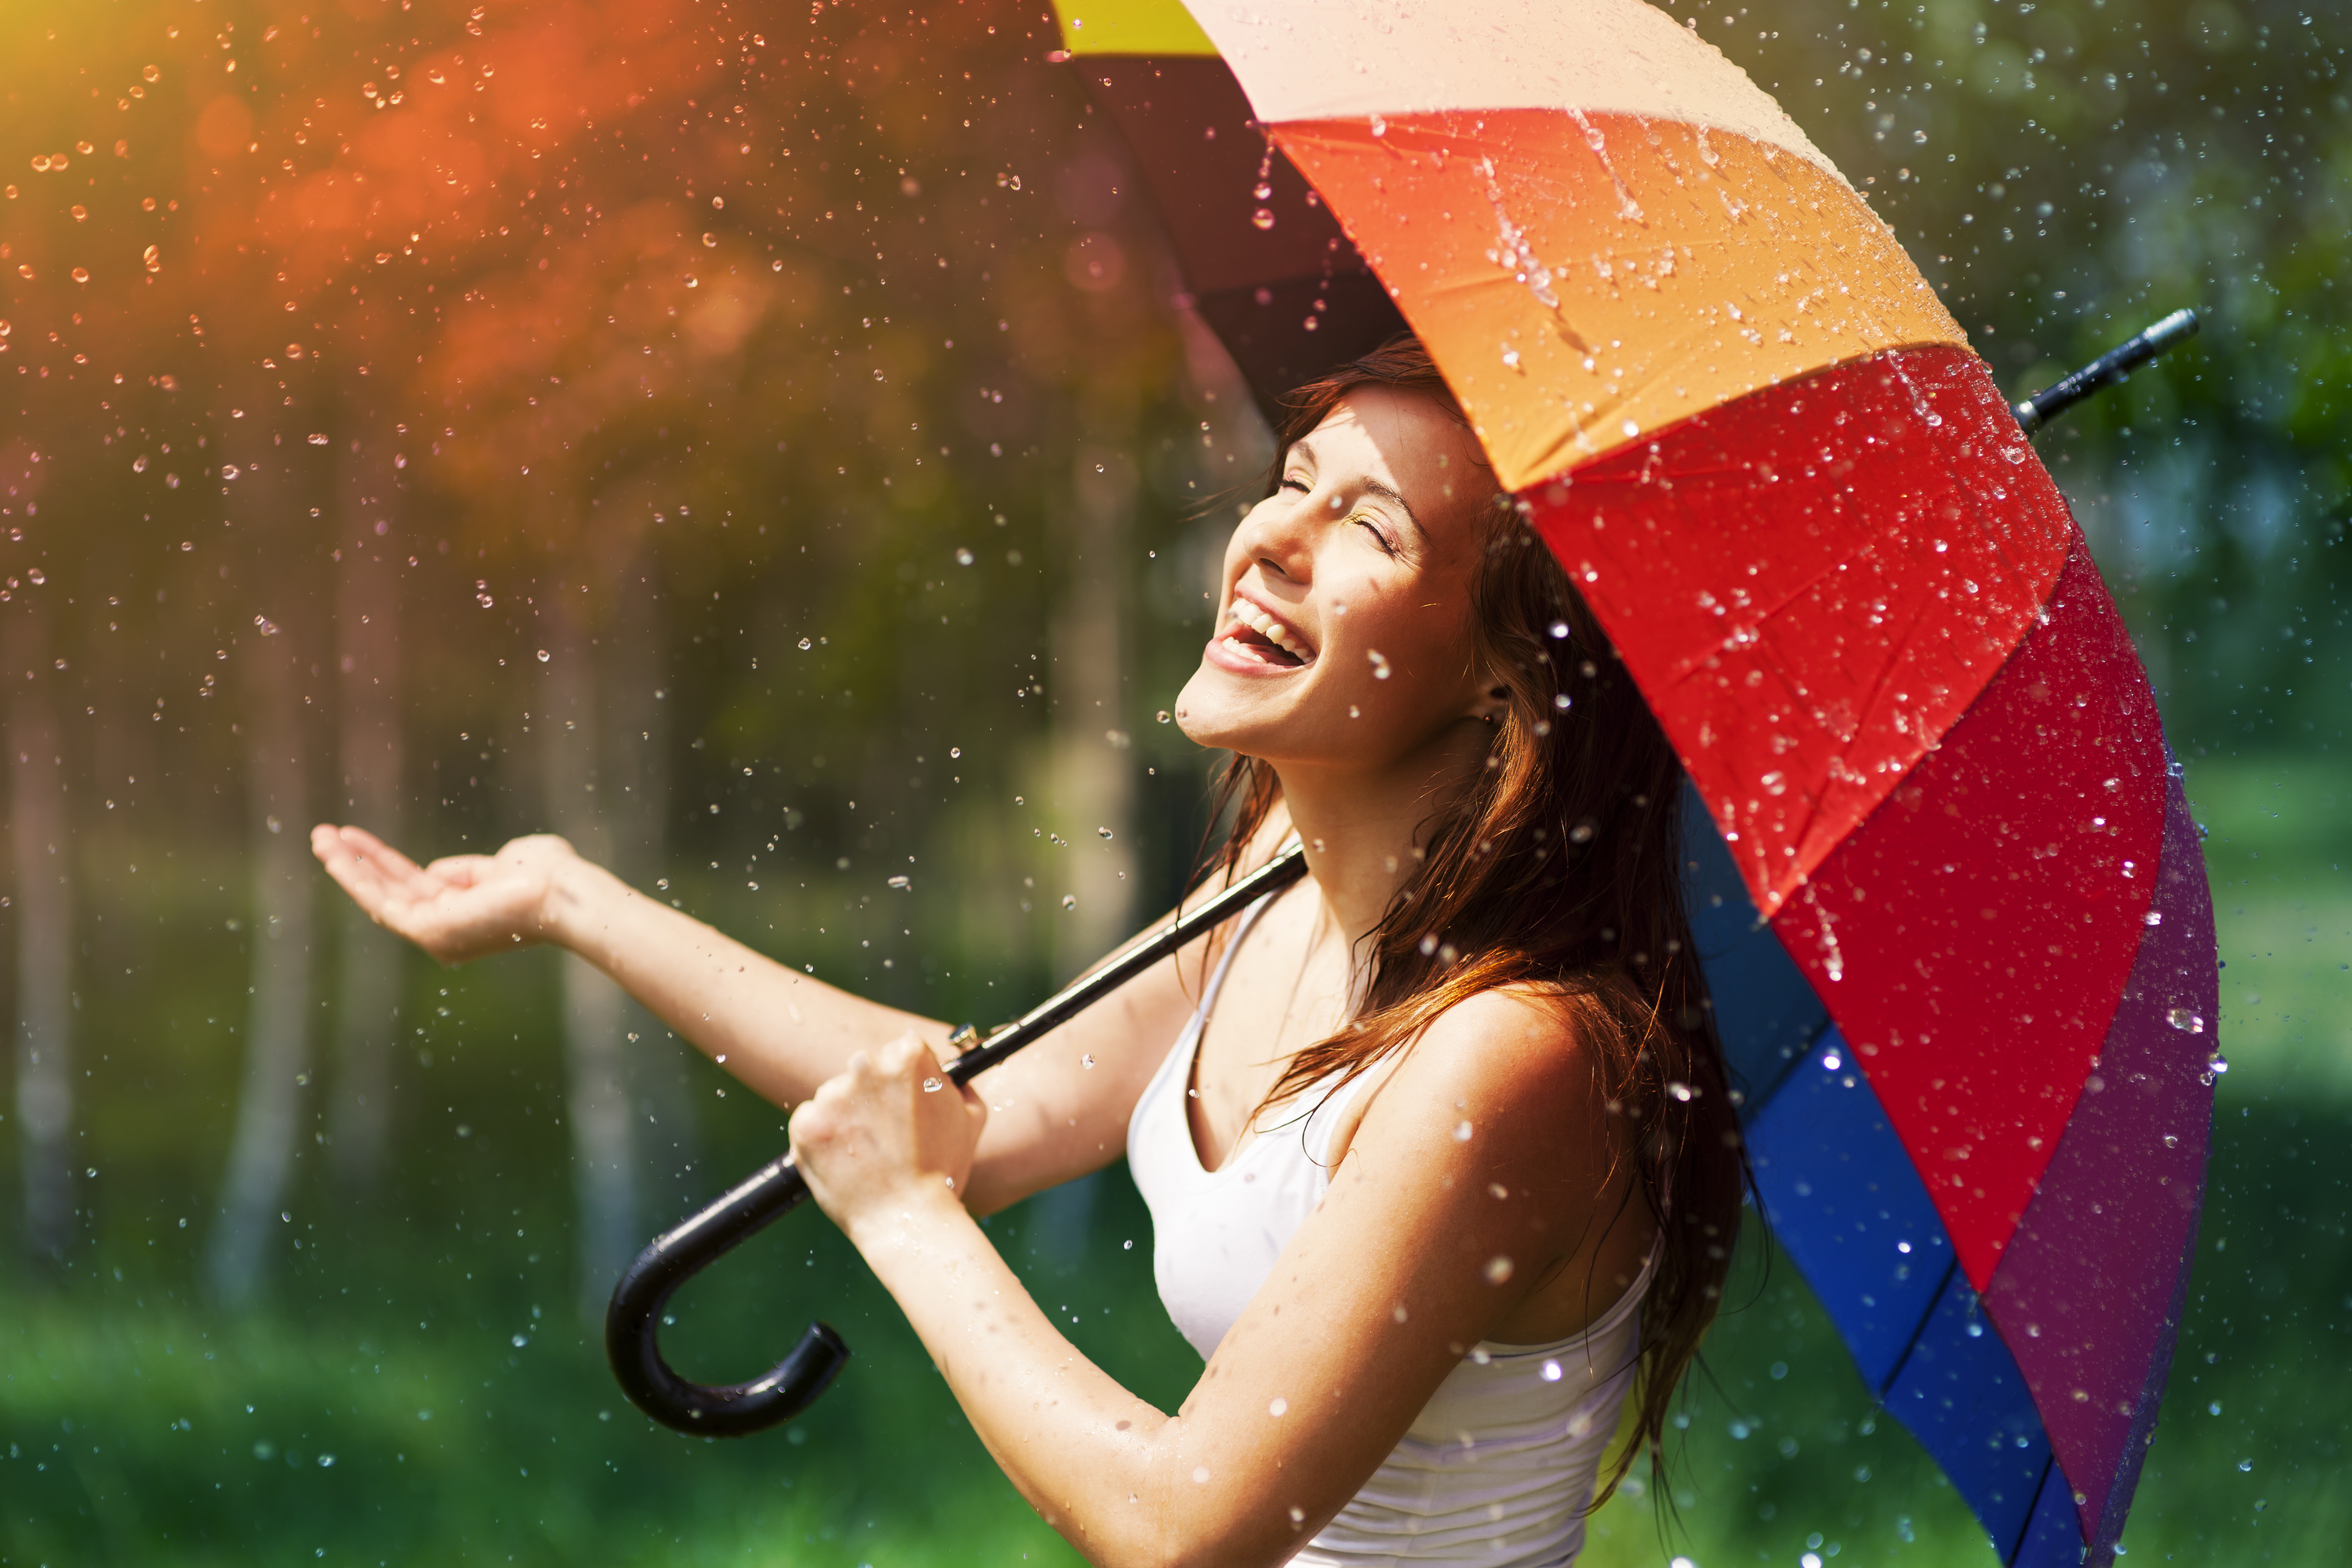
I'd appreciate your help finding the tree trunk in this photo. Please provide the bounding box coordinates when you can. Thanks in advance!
[7,606,75,1264]
[1048,448,1140,984]
[599,549,700,1216]
[207,625,317,1304]
[540,586,637,1321]
[327,433,405,1197]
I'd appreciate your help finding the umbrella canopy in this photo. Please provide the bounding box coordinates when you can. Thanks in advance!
[1051,2,2219,1562]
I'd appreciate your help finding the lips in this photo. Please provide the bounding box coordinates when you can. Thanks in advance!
[1216,592,1315,670]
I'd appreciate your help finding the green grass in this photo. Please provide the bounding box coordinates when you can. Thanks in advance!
[5,757,2345,1566]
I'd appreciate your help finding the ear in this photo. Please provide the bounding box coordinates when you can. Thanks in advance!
[1465,680,1512,725]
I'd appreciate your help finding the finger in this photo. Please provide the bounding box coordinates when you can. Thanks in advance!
[877,1032,933,1078]
[338,825,430,881]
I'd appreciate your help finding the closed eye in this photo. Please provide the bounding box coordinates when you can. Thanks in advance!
[1281,474,1311,495]
[1354,516,1398,557]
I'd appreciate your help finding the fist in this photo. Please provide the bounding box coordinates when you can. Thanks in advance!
[789,1033,987,1234]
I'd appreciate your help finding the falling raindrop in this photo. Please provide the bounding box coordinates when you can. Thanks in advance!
[1548,620,1570,639]
[1061,894,1078,911]
[1484,1256,1514,1283]
[536,649,550,663]
[798,637,813,650]
[1097,826,1113,840]
[949,747,962,759]
[1251,208,1276,230]
[1368,650,1391,680]
[887,874,910,890]
[1155,709,1171,724]
[1252,182,1273,202]
[1540,1360,1563,1382]
[955,547,975,565]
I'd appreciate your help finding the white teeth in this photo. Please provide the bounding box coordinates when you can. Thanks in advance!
[1230,599,1305,656]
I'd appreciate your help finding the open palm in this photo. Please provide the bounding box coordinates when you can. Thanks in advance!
[311,824,576,966]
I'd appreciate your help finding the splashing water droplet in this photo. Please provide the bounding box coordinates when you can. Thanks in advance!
[1097,826,1114,840]
[1156,709,1171,724]
[535,649,550,663]
[1454,1120,1474,1142]
[1082,1054,1097,1069]
[1368,649,1391,680]
[1251,207,1276,230]
[1540,1360,1563,1382]
[922,1076,944,1093]
[798,637,813,650]
[949,747,962,758]
[887,874,910,890]
[955,547,974,565]
[1062,894,1078,911]
[1484,1255,1514,1283]
[1268,1396,1288,1416]
[1252,182,1272,202]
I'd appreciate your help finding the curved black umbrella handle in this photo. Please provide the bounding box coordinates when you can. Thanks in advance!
[605,843,1311,1437]
[604,1152,849,1436]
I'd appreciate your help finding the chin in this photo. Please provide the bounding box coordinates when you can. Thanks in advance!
[1174,662,1293,754]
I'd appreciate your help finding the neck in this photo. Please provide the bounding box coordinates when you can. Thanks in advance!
[1269,718,1493,954]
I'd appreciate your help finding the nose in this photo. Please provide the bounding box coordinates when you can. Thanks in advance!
[1234,490,1318,585]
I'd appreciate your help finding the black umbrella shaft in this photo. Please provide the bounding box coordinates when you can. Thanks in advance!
[2012,308,2199,434]
[605,844,1311,1436]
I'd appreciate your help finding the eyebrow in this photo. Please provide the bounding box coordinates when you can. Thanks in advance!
[1288,436,1430,544]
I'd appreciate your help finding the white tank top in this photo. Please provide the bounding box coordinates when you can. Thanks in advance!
[1125,891,1655,1567]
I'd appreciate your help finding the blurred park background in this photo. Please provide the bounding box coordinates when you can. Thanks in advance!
[1,0,2346,1562]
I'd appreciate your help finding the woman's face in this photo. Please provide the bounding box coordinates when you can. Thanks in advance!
[1175,387,1500,772]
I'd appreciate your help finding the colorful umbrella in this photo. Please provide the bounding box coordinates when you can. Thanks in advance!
[1052,1,2219,1561]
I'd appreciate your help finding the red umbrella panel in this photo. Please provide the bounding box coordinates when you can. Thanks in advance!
[1052,2,2220,1563]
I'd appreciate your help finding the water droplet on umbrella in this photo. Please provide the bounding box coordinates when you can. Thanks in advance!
[1251,207,1276,230]
[2166,1007,2205,1033]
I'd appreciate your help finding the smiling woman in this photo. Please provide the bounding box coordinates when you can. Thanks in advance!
[312,334,1743,1568]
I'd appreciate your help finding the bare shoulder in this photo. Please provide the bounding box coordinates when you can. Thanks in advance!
[1330,984,1605,1167]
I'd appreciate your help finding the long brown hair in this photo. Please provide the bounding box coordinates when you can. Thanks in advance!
[1203,334,1746,1508]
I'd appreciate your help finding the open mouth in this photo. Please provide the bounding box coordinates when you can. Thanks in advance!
[1216,595,1315,670]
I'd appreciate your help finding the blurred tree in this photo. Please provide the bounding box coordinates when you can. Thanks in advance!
[4,598,75,1266]
[327,393,408,1197]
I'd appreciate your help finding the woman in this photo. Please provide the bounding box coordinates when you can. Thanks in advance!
[314,336,1744,1566]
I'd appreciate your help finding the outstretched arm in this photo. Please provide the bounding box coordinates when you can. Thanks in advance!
[311,820,1286,1213]
[311,823,940,1102]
